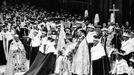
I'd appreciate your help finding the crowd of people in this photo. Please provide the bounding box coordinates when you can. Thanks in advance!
[0,1,134,75]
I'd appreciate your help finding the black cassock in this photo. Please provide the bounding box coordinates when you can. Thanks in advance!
[90,42,110,75]
[92,56,110,75]
[20,27,29,38]
[24,52,56,75]
[20,27,30,59]
[21,36,31,60]
[0,40,7,65]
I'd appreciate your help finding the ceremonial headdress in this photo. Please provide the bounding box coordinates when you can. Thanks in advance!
[94,13,100,24]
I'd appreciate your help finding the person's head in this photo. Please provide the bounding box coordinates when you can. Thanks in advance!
[86,24,95,32]
[103,23,107,27]
[33,30,38,36]
[93,33,100,46]
[14,34,19,42]
[64,27,71,34]
[11,25,15,29]
[115,23,119,27]
[77,29,87,37]
[65,34,72,44]
[122,32,130,41]
[16,20,20,26]
[101,28,108,36]
[47,35,54,42]
[107,22,111,27]
[49,30,57,40]
[41,31,47,38]
[108,26,115,33]
[33,24,37,29]
[40,24,44,30]
[130,32,134,38]
[125,21,129,26]
[3,26,8,32]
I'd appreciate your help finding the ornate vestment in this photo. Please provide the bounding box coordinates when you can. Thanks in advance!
[71,38,90,75]
[5,40,28,75]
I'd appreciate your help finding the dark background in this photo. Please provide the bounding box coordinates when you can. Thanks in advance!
[0,0,134,26]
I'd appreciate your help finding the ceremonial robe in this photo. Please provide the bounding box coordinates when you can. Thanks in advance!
[24,41,57,75]
[5,40,28,75]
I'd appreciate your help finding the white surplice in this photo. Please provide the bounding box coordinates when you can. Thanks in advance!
[121,38,134,55]
[111,59,131,75]
[91,42,106,61]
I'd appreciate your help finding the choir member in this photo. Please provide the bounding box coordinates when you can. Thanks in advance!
[91,32,110,75]
[29,30,41,66]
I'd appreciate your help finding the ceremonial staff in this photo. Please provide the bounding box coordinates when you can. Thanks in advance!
[109,4,119,24]
[109,4,119,75]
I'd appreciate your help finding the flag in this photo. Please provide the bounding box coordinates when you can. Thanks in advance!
[110,13,115,23]
[94,13,100,24]
[84,10,88,18]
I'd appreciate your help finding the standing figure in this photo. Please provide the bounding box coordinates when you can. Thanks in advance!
[0,28,7,65]
[4,34,28,75]
[62,38,74,75]
[55,37,74,75]
[91,32,110,75]
[71,28,90,75]
[24,30,48,75]
[29,30,41,67]
[36,35,57,75]
[24,31,57,75]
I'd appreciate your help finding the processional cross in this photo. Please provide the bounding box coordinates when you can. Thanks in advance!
[109,4,119,23]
